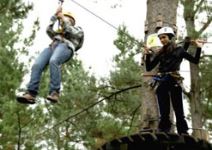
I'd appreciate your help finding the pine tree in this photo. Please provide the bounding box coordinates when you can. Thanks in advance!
[91,26,143,148]
[0,0,40,149]
[32,57,100,149]
[180,0,212,139]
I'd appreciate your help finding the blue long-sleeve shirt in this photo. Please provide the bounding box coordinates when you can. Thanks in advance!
[46,15,84,51]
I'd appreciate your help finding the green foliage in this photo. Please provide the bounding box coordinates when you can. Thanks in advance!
[0,0,43,149]
[2,0,211,149]
[181,0,212,138]
[34,57,100,149]
[199,57,212,123]
[92,25,144,147]
[30,26,144,149]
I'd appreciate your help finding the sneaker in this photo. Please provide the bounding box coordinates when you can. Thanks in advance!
[46,91,59,103]
[16,92,36,104]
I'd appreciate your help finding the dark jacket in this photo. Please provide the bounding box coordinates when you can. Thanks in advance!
[145,44,201,72]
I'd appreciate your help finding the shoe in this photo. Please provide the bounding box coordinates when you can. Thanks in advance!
[16,92,36,104]
[46,91,59,103]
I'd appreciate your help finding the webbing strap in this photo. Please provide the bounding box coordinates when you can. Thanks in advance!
[57,0,64,34]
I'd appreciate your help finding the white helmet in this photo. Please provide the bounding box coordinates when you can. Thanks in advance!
[157,27,175,37]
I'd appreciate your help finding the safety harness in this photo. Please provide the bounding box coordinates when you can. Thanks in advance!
[50,0,84,52]
[148,71,184,90]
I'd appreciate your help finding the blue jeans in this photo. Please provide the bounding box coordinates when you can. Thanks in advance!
[27,41,73,96]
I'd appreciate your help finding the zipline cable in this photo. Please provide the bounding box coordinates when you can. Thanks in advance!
[72,0,118,31]
[70,0,118,31]
[68,0,212,48]
[69,0,145,47]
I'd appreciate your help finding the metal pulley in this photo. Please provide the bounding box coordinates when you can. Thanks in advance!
[58,0,64,5]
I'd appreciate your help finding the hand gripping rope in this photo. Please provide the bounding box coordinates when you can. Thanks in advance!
[57,0,64,29]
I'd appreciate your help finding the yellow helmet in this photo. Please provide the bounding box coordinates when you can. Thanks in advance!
[63,12,75,24]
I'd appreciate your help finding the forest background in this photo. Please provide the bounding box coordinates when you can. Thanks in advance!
[0,0,211,149]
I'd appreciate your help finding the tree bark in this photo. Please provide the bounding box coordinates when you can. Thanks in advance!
[183,0,204,138]
[140,0,178,130]
[190,63,204,138]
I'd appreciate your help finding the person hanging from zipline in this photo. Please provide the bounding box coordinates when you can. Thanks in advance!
[17,5,84,104]
[144,27,203,135]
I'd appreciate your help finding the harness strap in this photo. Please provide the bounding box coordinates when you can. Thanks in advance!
[143,71,184,80]
[158,71,184,81]
[57,0,64,32]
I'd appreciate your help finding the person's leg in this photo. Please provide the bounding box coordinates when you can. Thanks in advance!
[48,43,73,99]
[156,82,172,132]
[17,47,52,104]
[170,83,188,134]
[27,47,52,96]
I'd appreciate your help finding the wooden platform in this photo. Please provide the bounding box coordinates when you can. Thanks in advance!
[97,131,212,150]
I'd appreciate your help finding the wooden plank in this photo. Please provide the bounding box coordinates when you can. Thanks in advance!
[97,132,212,150]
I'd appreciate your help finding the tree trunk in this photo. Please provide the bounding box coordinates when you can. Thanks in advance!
[140,0,178,130]
[188,47,205,139]
[190,63,204,138]
[183,0,204,138]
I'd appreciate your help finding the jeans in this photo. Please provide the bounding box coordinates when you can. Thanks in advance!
[27,41,73,96]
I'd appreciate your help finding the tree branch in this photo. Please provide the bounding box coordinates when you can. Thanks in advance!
[194,0,205,15]
[182,87,191,99]
[180,0,185,5]
[197,16,212,36]
[35,84,142,137]
[128,104,141,134]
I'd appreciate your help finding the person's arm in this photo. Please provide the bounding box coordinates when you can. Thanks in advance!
[144,47,161,71]
[46,15,57,39]
[183,36,191,51]
[181,40,203,64]
[46,6,62,39]
[145,53,161,71]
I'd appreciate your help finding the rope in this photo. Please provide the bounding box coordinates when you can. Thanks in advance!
[69,0,145,47]
[69,0,212,49]
[57,0,64,30]
[70,0,119,31]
